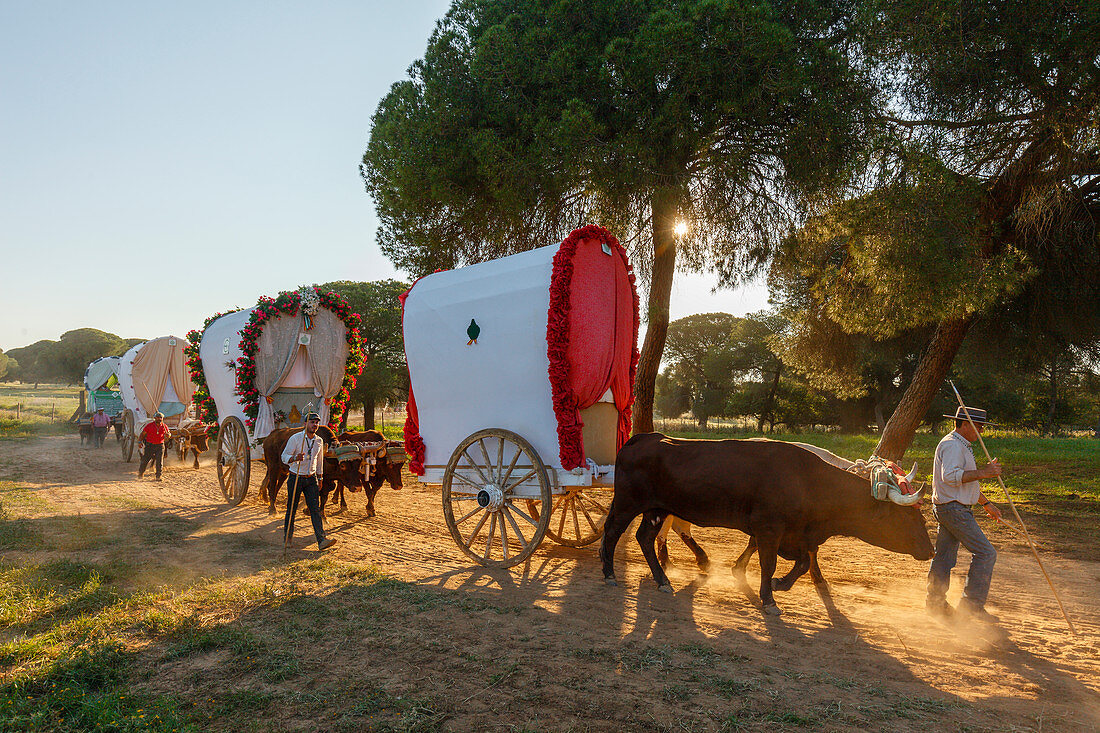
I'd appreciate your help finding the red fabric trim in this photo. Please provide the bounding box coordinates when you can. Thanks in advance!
[547,225,639,469]
[399,274,438,476]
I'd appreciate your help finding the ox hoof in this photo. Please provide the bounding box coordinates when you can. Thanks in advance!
[604,577,618,587]
[763,603,782,616]
[267,505,276,516]
[658,584,673,594]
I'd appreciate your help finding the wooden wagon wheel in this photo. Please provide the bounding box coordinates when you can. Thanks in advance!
[442,428,552,568]
[527,484,613,547]
[121,410,136,462]
[216,416,251,506]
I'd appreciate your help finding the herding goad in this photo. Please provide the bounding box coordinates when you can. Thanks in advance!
[600,434,932,616]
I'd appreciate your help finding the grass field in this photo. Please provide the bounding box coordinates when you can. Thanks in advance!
[0,383,81,439]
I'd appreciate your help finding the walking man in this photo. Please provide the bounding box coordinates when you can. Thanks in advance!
[927,406,1004,622]
[91,408,111,448]
[281,413,337,552]
[138,412,171,481]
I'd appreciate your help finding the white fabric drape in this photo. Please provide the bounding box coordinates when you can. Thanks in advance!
[253,314,303,438]
[304,308,348,426]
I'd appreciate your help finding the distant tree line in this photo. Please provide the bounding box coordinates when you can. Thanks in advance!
[3,329,144,386]
[656,311,1100,436]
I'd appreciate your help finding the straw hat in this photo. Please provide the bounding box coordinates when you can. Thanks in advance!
[943,406,994,425]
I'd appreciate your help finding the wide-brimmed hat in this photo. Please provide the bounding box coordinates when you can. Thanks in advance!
[305,412,321,422]
[944,406,994,425]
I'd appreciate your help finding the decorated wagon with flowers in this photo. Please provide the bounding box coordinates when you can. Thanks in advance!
[187,286,364,505]
[403,224,639,567]
[116,336,207,462]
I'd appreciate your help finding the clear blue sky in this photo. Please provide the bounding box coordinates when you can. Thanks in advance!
[0,1,767,352]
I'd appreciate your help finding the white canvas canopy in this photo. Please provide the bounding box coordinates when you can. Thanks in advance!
[199,304,348,441]
[404,246,563,475]
[117,336,195,424]
[84,356,120,392]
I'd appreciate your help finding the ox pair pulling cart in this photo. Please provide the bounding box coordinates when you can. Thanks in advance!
[189,286,365,505]
[403,224,639,567]
[115,336,209,464]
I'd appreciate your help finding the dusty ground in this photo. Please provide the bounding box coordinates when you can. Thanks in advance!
[3,435,1100,731]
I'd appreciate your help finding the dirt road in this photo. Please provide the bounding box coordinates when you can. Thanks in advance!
[3,436,1099,731]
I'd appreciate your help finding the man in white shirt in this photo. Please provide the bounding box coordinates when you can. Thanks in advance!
[281,413,337,551]
[926,406,1004,621]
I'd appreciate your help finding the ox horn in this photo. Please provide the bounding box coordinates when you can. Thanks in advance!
[888,485,923,506]
[903,462,918,484]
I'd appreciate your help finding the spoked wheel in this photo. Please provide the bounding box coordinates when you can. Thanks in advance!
[528,484,613,547]
[442,428,552,568]
[216,416,251,506]
[121,410,136,462]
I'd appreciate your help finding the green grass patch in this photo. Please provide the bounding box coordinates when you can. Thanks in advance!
[134,514,200,547]
[0,559,116,633]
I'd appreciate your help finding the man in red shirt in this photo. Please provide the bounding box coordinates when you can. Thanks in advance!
[138,412,171,481]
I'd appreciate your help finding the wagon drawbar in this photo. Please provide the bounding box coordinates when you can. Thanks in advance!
[402,224,639,567]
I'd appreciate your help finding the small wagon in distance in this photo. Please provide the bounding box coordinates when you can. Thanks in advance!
[115,336,207,462]
[80,356,124,442]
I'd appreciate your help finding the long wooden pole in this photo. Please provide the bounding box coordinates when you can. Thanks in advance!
[948,381,1076,634]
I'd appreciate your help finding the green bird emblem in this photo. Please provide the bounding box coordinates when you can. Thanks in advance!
[466,318,480,345]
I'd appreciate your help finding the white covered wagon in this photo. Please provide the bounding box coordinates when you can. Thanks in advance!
[403,224,639,567]
[192,286,364,505]
[116,336,202,462]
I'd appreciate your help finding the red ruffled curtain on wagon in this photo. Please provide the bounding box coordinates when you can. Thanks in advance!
[547,225,640,470]
[400,280,430,476]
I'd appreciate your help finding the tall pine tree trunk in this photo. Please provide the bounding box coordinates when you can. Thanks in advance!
[1046,357,1058,436]
[633,188,679,434]
[875,315,974,461]
[363,396,376,431]
[758,362,783,433]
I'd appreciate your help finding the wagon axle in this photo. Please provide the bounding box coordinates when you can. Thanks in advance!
[476,484,504,511]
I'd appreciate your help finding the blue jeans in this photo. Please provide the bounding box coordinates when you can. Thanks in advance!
[927,501,997,608]
[283,475,327,549]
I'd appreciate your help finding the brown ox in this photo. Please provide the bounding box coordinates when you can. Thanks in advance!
[320,430,405,517]
[655,441,919,591]
[600,434,931,615]
[259,426,361,514]
[174,425,213,469]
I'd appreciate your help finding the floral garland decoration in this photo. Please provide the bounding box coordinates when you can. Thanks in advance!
[234,286,364,431]
[185,310,240,425]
